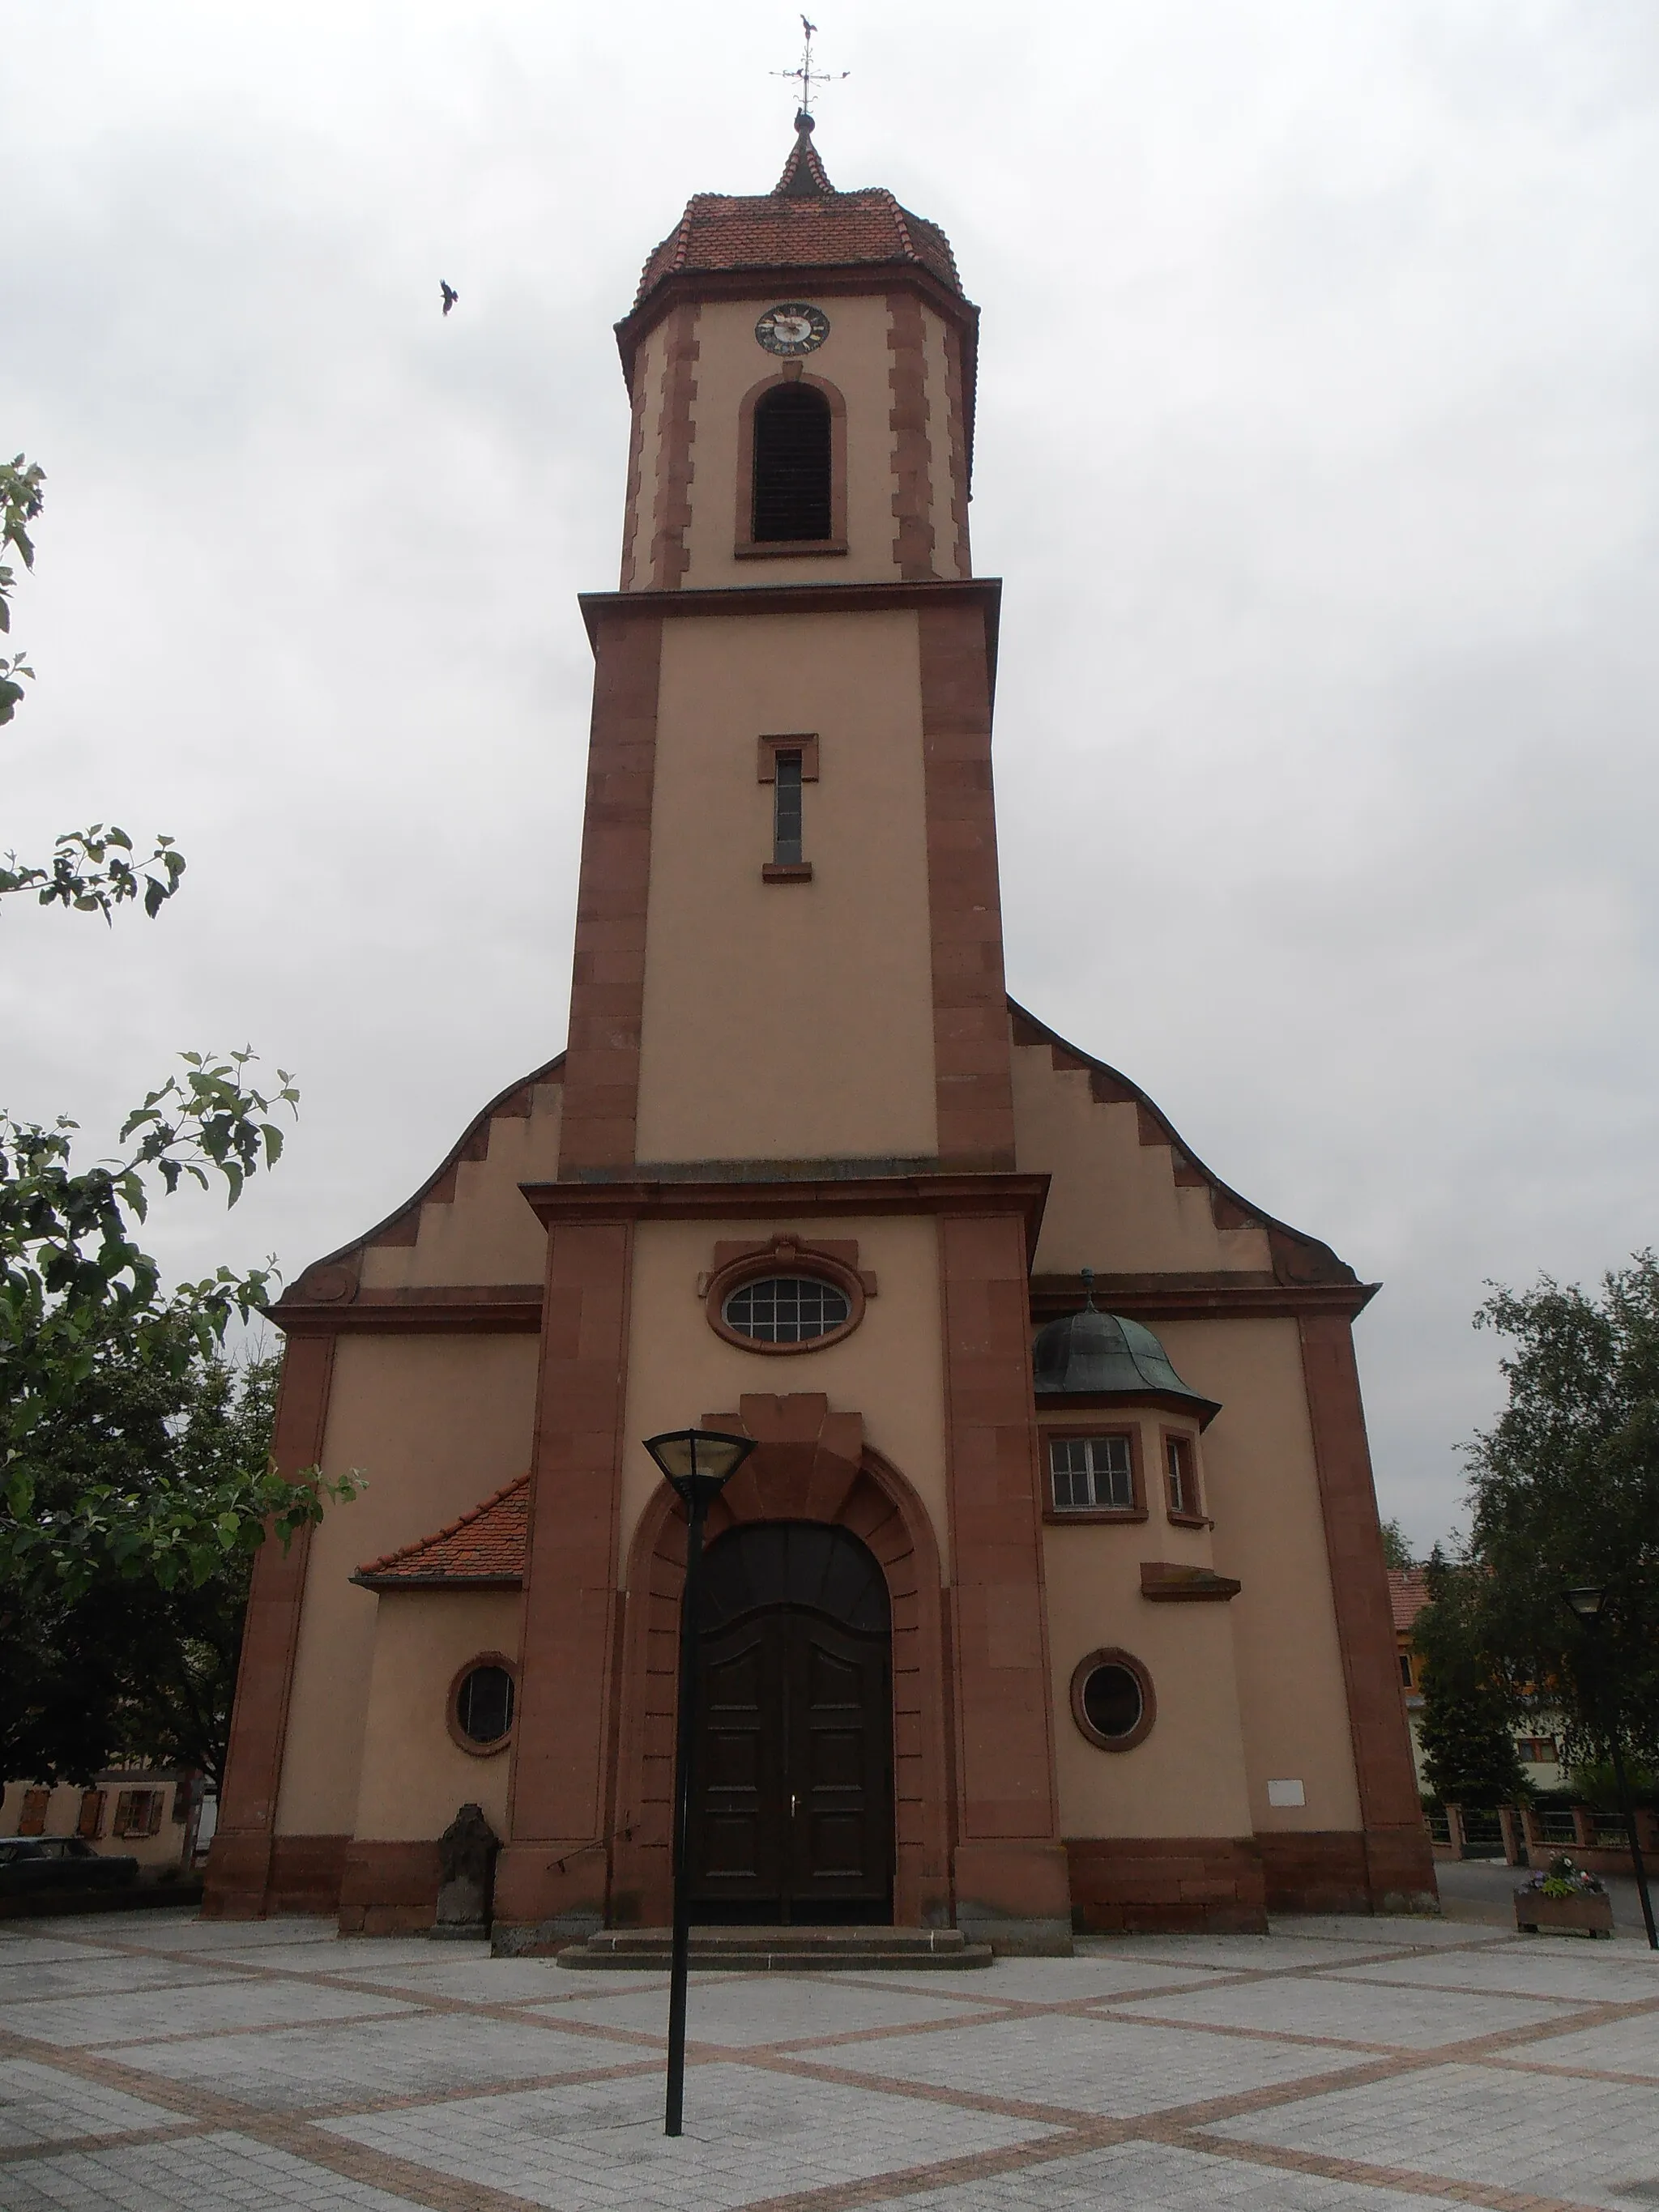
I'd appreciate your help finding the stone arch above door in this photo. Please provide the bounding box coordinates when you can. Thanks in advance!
[609,1393,951,1930]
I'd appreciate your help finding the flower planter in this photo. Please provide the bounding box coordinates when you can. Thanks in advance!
[1514,1889,1614,1937]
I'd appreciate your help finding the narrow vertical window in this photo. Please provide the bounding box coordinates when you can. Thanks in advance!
[1165,1434,1197,1518]
[753,384,832,541]
[773,748,804,864]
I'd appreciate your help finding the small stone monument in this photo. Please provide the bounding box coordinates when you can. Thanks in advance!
[432,1803,499,1940]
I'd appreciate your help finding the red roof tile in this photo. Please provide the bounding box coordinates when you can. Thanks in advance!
[1388,1566,1431,1633]
[353,1477,528,1589]
[633,119,962,313]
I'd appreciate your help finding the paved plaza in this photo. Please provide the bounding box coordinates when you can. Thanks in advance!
[1,1910,1656,2211]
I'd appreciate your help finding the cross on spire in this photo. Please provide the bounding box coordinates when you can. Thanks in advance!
[774,14,848,123]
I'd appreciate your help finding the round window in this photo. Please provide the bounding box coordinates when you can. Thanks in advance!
[1082,1664,1141,1740]
[722,1275,851,1346]
[454,1664,514,1749]
[1068,1647,1155,1751]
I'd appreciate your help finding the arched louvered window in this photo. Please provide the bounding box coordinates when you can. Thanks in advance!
[752,383,833,542]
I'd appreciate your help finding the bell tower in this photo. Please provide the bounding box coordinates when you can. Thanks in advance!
[496,121,1073,1954]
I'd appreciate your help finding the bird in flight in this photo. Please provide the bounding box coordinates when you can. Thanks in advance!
[440,280,458,317]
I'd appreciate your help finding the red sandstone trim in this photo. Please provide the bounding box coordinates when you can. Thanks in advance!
[941,319,974,574]
[609,1404,952,1933]
[1067,1835,1268,1933]
[887,292,936,580]
[557,616,664,1174]
[919,603,1017,1168]
[494,1219,635,1933]
[618,346,650,590]
[1298,1313,1439,1909]
[937,1211,1070,1929]
[203,1334,337,1920]
[648,302,698,589]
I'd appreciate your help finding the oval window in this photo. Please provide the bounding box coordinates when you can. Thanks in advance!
[723,1275,851,1345]
[1069,1647,1155,1751]
[454,1664,514,1747]
[1081,1664,1142,1741]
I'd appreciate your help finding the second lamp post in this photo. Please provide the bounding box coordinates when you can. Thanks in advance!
[642,1426,757,2136]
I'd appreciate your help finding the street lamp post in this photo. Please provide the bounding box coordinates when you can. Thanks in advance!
[1561,1585,1658,1951]
[643,1427,757,2136]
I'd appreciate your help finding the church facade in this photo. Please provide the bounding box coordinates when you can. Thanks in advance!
[206,121,1435,1950]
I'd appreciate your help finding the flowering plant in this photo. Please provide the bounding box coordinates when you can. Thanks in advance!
[1517,1853,1606,1899]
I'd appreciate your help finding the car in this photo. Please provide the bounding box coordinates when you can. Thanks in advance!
[0,1837,140,1894]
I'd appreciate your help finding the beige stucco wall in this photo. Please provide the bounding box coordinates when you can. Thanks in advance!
[682,294,903,589]
[1012,1046,1274,1276]
[275,1332,539,1839]
[1159,1316,1364,1833]
[616,1213,950,1578]
[357,1082,561,1291]
[1045,1524,1255,1839]
[633,610,939,1163]
[352,1591,518,1841]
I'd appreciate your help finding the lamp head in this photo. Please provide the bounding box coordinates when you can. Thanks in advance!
[1563,1584,1610,1624]
[643,1427,756,1509]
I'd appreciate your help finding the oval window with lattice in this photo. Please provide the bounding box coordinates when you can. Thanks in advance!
[722,1275,851,1346]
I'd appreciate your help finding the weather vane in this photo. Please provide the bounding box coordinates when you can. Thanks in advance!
[774,15,848,121]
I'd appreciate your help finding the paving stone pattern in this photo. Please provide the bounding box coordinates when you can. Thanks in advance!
[0,1911,1653,2211]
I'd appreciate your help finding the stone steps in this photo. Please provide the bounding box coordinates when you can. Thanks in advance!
[557,1924,994,1971]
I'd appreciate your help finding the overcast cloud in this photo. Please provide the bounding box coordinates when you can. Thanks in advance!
[4,0,1657,1551]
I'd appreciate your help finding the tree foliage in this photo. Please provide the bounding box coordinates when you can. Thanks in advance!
[1380,1517,1415,1571]
[1,455,186,920]
[1414,1551,1529,1806]
[1457,1255,1659,1771]
[2,1345,285,1792]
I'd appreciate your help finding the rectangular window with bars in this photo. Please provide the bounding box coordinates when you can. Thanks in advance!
[773,748,804,864]
[114,1789,163,1839]
[1049,1434,1136,1513]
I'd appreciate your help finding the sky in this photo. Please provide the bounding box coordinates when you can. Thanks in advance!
[4,0,1657,1553]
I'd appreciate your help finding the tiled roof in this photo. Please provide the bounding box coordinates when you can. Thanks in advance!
[633,119,962,311]
[1388,1566,1431,1633]
[353,1477,528,1589]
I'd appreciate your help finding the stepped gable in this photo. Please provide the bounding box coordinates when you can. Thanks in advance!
[352,1476,529,1590]
[276,1050,565,1308]
[630,114,963,314]
[1008,996,1361,1290]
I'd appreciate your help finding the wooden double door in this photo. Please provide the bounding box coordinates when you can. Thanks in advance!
[686,1522,893,1925]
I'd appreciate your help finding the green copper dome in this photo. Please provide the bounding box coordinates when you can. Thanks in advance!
[1032,1272,1221,1428]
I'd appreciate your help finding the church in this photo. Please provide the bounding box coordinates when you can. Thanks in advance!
[206,117,1435,1951]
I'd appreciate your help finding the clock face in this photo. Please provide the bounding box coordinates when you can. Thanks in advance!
[756,302,830,357]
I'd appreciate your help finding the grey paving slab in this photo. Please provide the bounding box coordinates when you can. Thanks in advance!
[1504,2010,1659,2080]
[533,1972,989,2047]
[0,2059,186,2152]
[1329,1942,1659,2005]
[0,1937,116,1967]
[830,2010,1367,2116]
[1111,1971,1582,2049]
[216,1935,477,1975]
[0,1954,247,2002]
[1090,1933,1425,1973]
[1268,1915,1509,1950]
[66,1912,336,1951]
[0,2128,428,2211]
[324,2061,1059,2212]
[112,2009,648,2112]
[861,2137,1462,2210]
[337,1955,599,2004]
[7,1975,414,2048]
[1209,2060,1659,2210]
[843,1956,1222,2003]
